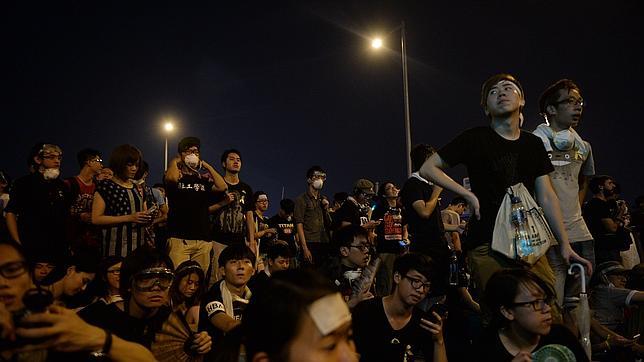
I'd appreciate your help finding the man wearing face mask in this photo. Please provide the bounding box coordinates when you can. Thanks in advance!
[165,137,227,273]
[294,166,332,266]
[5,142,71,263]
[533,79,597,308]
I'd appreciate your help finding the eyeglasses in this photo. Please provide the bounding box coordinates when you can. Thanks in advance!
[510,297,553,312]
[0,261,29,279]
[257,199,269,203]
[107,269,121,275]
[555,97,584,107]
[404,275,431,292]
[350,244,371,253]
[91,158,103,164]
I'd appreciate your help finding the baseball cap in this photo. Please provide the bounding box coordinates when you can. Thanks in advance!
[354,179,375,195]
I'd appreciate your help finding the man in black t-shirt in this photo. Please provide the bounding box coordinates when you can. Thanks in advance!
[353,253,447,362]
[419,73,592,293]
[5,143,71,263]
[401,144,449,295]
[267,198,298,256]
[583,175,624,264]
[208,149,254,284]
[165,137,227,273]
[333,179,380,231]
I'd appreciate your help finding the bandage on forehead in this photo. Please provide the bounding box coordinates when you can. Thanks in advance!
[307,293,351,336]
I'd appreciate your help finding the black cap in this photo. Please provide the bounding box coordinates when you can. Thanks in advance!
[178,137,201,153]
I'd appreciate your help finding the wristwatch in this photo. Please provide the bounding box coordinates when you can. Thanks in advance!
[89,330,112,359]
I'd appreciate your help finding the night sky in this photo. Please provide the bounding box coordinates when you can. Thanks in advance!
[5,1,643,213]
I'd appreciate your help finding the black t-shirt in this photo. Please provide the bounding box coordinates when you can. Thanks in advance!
[372,203,406,254]
[400,177,447,254]
[471,324,588,362]
[198,280,250,351]
[166,171,215,240]
[438,126,553,249]
[212,180,253,245]
[353,297,435,362]
[5,172,70,261]
[267,214,297,254]
[582,198,611,238]
[79,301,171,348]
[332,198,369,230]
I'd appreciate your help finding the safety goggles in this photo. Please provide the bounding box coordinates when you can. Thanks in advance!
[131,267,174,292]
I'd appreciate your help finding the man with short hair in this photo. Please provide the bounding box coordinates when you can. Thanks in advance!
[321,224,376,308]
[248,241,292,293]
[401,144,449,295]
[267,198,298,259]
[420,74,592,294]
[353,253,447,362]
[199,244,255,356]
[441,196,467,252]
[209,149,254,281]
[533,79,596,307]
[5,143,70,262]
[65,148,103,253]
[164,137,227,273]
[293,166,332,265]
[583,175,625,264]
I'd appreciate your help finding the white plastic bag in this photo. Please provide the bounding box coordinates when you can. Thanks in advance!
[492,183,556,265]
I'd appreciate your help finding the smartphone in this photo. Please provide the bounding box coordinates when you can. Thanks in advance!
[422,303,449,324]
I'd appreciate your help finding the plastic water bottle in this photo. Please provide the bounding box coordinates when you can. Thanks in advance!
[511,196,532,258]
[448,250,459,286]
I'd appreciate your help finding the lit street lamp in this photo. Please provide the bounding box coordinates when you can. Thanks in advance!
[371,21,412,177]
[163,121,174,170]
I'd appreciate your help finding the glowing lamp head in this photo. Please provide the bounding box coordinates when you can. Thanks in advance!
[371,38,383,49]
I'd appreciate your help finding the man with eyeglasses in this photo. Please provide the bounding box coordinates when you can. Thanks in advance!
[80,246,212,356]
[5,143,71,264]
[321,225,376,308]
[165,137,227,275]
[64,148,104,254]
[353,252,447,362]
[533,79,596,310]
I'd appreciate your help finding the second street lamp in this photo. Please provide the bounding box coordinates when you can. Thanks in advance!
[371,21,413,177]
[163,121,175,170]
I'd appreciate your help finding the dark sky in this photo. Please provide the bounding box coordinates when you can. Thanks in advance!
[4,1,643,213]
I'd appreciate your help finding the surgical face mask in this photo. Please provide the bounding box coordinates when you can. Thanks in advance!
[184,154,200,168]
[312,179,324,190]
[553,129,575,150]
[42,168,60,180]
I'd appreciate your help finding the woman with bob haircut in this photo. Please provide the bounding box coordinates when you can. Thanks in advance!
[92,144,154,257]
[473,268,588,361]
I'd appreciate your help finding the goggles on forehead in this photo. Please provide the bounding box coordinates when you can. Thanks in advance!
[132,267,174,291]
[39,144,63,157]
[311,172,327,180]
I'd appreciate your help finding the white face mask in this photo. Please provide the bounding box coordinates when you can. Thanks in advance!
[553,129,575,150]
[312,179,324,190]
[42,168,60,180]
[184,154,200,168]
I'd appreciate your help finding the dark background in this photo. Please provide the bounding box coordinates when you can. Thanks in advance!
[4,1,643,214]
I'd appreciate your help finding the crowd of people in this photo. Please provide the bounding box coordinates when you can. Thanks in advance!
[1,73,644,362]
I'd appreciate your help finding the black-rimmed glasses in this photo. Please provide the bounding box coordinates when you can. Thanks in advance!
[555,97,584,107]
[404,275,431,292]
[510,297,553,312]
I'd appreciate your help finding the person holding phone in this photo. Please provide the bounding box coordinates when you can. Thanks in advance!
[352,253,447,362]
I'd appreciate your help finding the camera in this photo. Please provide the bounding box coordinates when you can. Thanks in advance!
[421,303,449,324]
[0,288,53,351]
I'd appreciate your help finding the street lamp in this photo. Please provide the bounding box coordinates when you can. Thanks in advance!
[371,21,413,177]
[163,121,174,170]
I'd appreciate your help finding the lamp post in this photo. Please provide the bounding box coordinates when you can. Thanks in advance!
[163,121,174,170]
[371,21,412,177]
